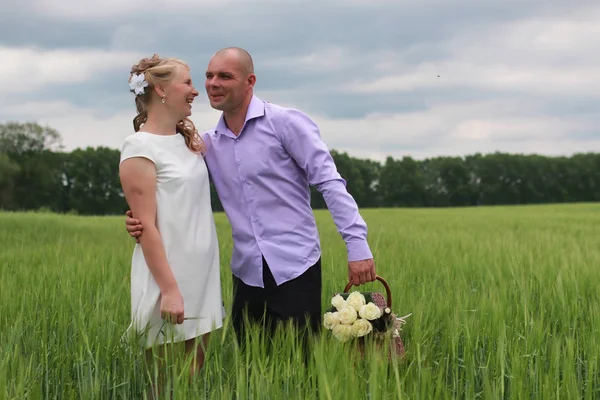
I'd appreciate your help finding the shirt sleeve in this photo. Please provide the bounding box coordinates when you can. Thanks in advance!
[119,135,156,165]
[281,108,373,262]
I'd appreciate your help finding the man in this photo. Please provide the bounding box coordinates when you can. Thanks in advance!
[126,47,376,346]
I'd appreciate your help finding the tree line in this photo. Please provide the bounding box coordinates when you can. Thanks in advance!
[1,122,598,216]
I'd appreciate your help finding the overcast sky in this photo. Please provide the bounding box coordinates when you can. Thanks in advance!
[2,0,599,161]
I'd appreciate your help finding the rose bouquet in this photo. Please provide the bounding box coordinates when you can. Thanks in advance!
[324,276,410,359]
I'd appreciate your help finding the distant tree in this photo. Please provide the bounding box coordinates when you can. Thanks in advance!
[0,122,63,154]
[0,122,65,211]
[0,153,20,209]
[1,121,599,214]
[354,158,381,208]
[422,156,475,207]
[379,156,424,207]
[62,147,126,215]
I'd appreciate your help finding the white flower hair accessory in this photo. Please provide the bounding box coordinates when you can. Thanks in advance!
[129,73,148,96]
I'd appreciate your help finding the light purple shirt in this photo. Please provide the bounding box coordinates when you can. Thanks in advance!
[202,95,372,287]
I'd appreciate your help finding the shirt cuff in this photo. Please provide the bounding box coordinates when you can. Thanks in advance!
[347,240,373,262]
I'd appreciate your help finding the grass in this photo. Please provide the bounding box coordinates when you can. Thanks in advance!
[1,203,599,398]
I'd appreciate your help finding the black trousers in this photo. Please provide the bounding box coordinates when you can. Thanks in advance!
[231,256,322,348]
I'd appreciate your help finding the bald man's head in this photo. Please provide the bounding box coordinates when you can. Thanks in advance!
[205,47,257,114]
[212,47,254,76]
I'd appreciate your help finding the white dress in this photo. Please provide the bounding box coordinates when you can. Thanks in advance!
[119,131,224,348]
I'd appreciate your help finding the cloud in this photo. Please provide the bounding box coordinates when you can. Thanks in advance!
[309,98,599,160]
[347,63,600,96]
[1,46,143,94]
[0,0,598,162]
[2,95,596,165]
[22,0,235,19]
[347,11,600,97]
[2,99,222,152]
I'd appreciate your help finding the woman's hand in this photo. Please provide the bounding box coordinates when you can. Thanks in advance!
[160,289,185,325]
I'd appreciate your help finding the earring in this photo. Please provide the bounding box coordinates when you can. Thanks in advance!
[161,95,166,104]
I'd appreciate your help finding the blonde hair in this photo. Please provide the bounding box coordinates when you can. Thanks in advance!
[129,54,204,153]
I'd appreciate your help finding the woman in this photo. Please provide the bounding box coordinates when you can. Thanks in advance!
[119,54,223,376]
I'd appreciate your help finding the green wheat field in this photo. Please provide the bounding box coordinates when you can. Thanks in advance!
[1,203,599,399]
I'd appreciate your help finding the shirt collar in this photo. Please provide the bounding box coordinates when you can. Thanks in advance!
[246,95,265,121]
[214,95,265,137]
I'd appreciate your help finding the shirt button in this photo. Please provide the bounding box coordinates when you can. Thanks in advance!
[237,158,242,163]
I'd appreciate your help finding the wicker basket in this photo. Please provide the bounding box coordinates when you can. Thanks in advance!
[338,275,406,359]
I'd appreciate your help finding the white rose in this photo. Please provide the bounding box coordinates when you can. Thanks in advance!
[347,291,366,312]
[331,294,348,311]
[338,306,358,325]
[332,324,353,342]
[323,312,341,330]
[352,319,373,337]
[359,302,382,320]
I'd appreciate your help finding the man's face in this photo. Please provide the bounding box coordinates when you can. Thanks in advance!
[205,54,249,112]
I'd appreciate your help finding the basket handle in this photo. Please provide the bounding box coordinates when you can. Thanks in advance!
[343,275,392,308]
